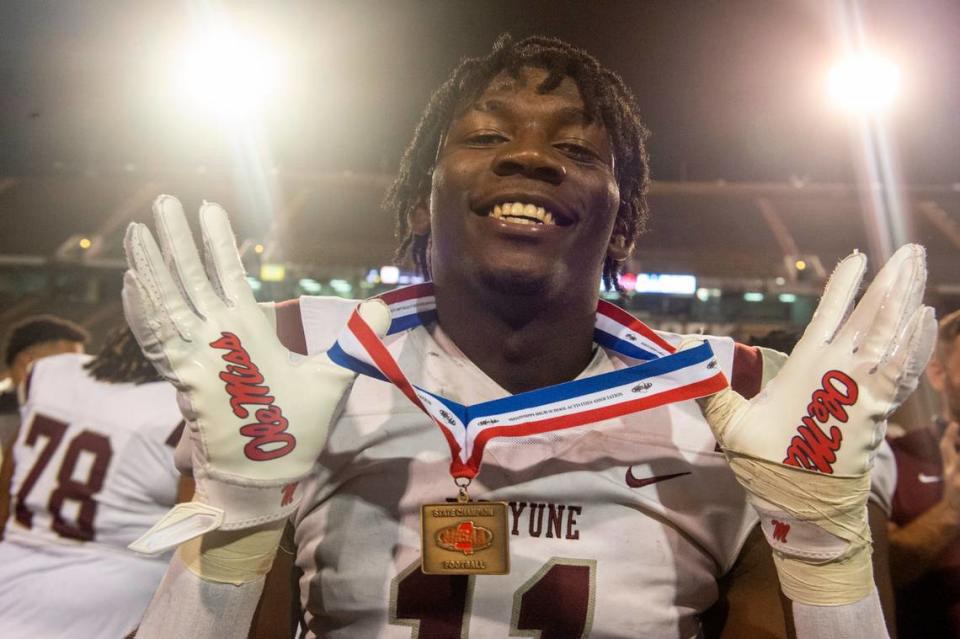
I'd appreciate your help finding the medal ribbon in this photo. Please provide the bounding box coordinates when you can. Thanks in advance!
[328,283,728,479]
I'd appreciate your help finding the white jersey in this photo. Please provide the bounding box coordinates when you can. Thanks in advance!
[276,297,896,639]
[0,353,183,639]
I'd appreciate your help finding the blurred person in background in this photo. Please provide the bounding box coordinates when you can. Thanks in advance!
[889,309,960,638]
[0,325,187,639]
[747,329,802,355]
[0,315,90,451]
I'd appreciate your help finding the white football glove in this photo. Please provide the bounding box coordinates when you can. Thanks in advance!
[123,195,388,555]
[688,244,936,605]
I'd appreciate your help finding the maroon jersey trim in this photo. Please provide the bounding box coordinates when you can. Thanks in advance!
[731,342,762,400]
[22,367,35,403]
[165,420,186,448]
[275,299,308,356]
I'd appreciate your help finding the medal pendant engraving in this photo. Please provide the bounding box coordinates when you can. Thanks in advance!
[420,499,510,575]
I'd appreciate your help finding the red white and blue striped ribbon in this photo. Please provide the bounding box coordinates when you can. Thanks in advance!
[329,283,727,479]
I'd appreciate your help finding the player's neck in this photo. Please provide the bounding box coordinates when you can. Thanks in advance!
[433,283,598,395]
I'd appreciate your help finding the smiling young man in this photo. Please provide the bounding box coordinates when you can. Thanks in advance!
[124,36,933,638]
[404,67,629,396]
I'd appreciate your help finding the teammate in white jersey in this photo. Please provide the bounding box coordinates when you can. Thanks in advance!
[1,315,90,527]
[0,326,185,638]
[126,35,932,639]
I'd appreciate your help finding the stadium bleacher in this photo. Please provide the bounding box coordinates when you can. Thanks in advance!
[2,172,959,353]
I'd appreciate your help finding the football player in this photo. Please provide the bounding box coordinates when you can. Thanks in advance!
[125,36,933,638]
[0,315,90,525]
[0,326,186,638]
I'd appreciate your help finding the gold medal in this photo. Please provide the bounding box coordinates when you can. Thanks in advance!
[420,482,509,575]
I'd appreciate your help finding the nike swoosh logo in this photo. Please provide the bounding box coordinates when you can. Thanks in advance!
[625,468,691,488]
[919,473,943,484]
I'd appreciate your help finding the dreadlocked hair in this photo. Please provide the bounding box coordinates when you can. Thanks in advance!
[84,325,162,385]
[386,33,651,291]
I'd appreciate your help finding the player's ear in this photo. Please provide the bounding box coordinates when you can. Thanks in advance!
[606,232,632,263]
[926,357,946,392]
[14,350,35,376]
[410,197,431,236]
[606,208,633,263]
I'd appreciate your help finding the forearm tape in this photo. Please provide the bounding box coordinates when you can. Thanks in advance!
[727,453,873,605]
[774,546,873,607]
[179,519,286,585]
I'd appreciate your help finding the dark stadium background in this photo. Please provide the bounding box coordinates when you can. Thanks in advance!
[0,0,958,427]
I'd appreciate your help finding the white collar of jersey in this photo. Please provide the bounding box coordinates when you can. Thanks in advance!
[329,283,727,479]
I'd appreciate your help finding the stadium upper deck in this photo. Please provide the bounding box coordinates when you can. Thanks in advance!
[1,172,957,286]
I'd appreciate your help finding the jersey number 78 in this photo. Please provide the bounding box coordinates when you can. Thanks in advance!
[14,413,113,542]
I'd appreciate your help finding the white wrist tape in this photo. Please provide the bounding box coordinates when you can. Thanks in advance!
[128,476,303,555]
[728,453,873,604]
[178,520,286,585]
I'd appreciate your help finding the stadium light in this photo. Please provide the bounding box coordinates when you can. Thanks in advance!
[259,263,286,282]
[380,266,400,285]
[827,53,900,114]
[170,20,285,121]
[298,278,322,294]
[634,273,697,296]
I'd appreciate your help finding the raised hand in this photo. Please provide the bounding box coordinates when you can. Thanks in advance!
[690,244,936,605]
[123,195,388,555]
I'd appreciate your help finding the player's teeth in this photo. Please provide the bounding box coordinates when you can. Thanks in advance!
[488,202,558,225]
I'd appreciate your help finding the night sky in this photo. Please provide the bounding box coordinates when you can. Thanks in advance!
[1,0,958,185]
